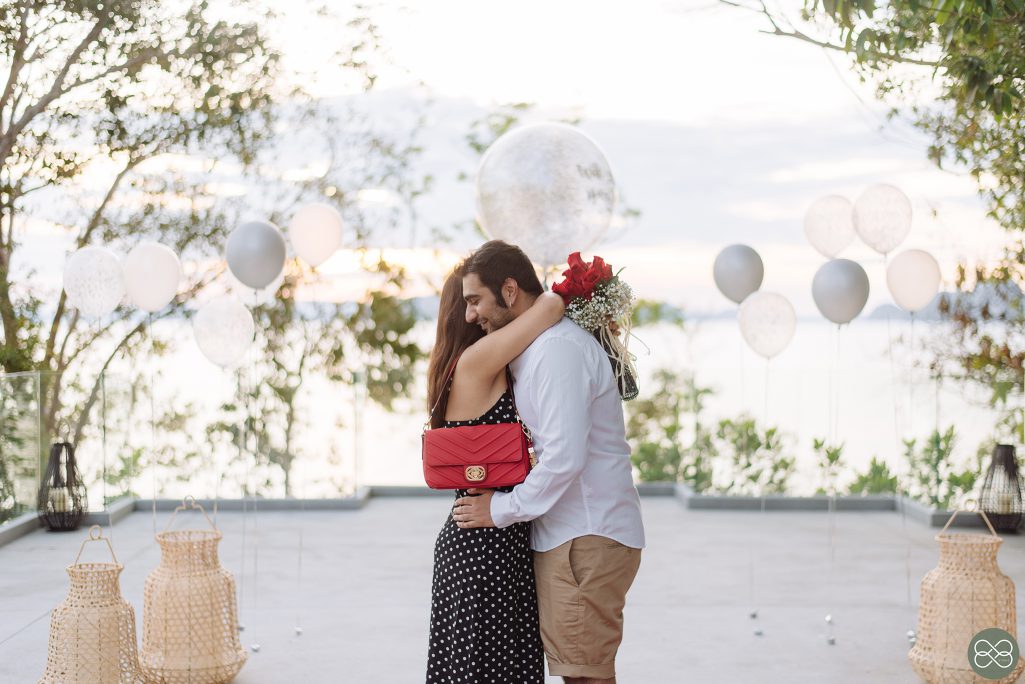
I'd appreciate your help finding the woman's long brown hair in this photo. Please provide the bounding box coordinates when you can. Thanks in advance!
[426,263,484,428]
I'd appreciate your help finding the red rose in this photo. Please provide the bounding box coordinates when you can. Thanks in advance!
[551,252,616,304]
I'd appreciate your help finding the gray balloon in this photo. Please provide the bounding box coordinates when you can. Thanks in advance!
[226,220,286,290]
[713,244,764,304]
[812,258,870,325]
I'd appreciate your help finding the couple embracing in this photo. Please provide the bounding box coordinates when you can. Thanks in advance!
[425,240,645,683]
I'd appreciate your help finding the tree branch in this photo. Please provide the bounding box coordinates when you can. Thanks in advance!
[0,1,31,129]
[0,15,108,163]
[718,0,941,68]
[71,319,146,445]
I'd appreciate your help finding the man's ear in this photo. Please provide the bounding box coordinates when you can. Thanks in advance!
[502,277,519,307]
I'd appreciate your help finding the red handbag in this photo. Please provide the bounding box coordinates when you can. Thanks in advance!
[422,360,536,490]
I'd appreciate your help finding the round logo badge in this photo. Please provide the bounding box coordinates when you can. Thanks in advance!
[968,628,1020,680]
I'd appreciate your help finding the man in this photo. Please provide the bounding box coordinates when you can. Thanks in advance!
[453,240,645,684]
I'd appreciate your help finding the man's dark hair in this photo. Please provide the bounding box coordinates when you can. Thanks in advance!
[464,240,544,308]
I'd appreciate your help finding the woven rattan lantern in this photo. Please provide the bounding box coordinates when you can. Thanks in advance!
[140,497,246,684]
[979,444,1024,532]
[37,441,88,531]
[909,502,1025,683]
[38,525,143,684]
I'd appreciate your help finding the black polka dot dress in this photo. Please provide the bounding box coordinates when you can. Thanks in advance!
[426,391,545,683]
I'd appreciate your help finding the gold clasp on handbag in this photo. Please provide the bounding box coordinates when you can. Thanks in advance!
[465,465,487,482]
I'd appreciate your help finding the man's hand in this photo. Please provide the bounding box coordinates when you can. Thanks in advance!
[453,488,496,529]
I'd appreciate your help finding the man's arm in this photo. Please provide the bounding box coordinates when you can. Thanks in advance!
[486,336,593,527]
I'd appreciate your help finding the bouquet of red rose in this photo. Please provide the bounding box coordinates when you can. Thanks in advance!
[552,252,639,400]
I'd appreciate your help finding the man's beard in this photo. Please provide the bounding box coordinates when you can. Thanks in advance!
[484,307,514,333]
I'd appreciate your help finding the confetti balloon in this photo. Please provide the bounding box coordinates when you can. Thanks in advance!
[192,296,254,368]
[853,184,912,256]
[804,195,855,258]
[63,246,125,319]
[476,123,616,269]
[738,291,796,359]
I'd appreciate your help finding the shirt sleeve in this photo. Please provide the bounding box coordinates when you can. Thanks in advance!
[490,336,593,528]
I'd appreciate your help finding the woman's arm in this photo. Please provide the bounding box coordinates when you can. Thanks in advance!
[459,291,565,379]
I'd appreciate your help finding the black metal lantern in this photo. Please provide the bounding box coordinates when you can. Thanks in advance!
[37,441,87,531]
[979,444,1025,532]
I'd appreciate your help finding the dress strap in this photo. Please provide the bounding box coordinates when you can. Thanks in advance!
[425,354,461,429]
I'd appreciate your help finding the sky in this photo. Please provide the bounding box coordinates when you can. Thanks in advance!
[17,0,1012,318]
[269,0,1011,316]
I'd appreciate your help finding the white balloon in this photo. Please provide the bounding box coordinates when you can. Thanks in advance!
[192,296,255,368]
[738,291,796,359]
[63,246,125,319]
[804,195,855,258]
[812,259,870,325]
[289,203,343,267]
[853,184,912,255]
[476,122,616,268]
[713,245,764,304]
[887,249,940,313]
[124,242,181,312]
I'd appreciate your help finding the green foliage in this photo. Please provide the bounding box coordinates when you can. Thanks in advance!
[746,0,1025,234]
[904,425,983,508]
[847,456,900,495]
[631,300,686,328]
[626,365,795,494]
[715,416,795,495]
[627,367,714,490]
[0,2,435,500]
[812,438,845,494]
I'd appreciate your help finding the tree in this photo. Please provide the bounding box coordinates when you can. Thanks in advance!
[0,0,281,468]
[723,0,1025,482]
[0,2,435,507]
[724,0,1025,234]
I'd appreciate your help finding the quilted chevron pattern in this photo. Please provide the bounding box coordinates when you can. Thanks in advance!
[423,424,530,489]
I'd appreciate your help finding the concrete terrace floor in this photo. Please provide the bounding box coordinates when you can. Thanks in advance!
[2,496,1024,683]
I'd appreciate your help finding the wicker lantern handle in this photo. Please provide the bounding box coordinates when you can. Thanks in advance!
[73,524,119,566]
[938,498,1000,538]
[163,495,217,532]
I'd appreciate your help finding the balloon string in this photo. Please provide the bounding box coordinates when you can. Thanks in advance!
[237,366,247,628]
[739,332,745,417]
[149,313,158,538]
[250,289,260,616]
[909,314,916,437]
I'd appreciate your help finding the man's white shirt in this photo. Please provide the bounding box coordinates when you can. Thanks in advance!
[489,318,646,552]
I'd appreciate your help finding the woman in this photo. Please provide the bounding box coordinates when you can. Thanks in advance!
[425,262,565,683]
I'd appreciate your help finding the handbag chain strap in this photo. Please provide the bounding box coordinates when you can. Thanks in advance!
[424,354,534,449]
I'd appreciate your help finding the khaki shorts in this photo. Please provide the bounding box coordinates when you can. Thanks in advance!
[533,535,642,679]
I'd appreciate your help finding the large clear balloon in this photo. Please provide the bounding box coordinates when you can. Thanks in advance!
[804,195,855,258]
[288,203,343,268]
[738,291,796,359]
[853,184,912,256]
[63,246,125,319]
[475,122,616,269]
[124,242,181,312]
[812,259,870,325]
[713,244,764,304]
[192,296,254,368]
[225,220,286,290]
[887,249,940,313]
